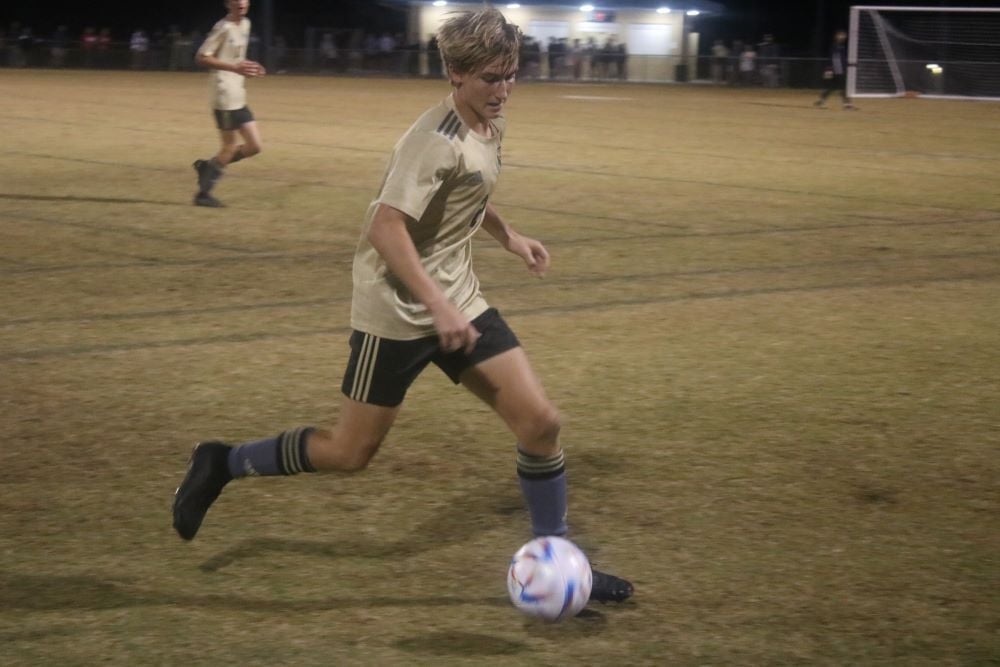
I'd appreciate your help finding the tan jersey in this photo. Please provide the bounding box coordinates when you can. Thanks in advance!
[351,94,505,340]
[197,17,250,110]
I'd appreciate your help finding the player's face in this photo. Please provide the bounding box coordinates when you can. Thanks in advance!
[453,58,518,124]
[226,0,250,18]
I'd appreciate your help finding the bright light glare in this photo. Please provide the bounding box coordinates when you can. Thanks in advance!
[580,4,595,11]
[507,2,521,7]
[433,0,447,6]
[657,7,671,13]
[686,10,700,16]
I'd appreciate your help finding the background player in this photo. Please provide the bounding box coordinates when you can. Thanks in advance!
[192,0,265,207]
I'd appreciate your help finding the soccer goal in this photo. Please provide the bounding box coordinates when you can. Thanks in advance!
[848,5,1000,100]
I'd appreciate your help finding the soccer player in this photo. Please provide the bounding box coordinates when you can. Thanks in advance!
[814,30,857,110]
[192,0,265,207]
[173,7,634,605]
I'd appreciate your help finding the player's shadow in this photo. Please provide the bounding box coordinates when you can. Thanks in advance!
[0,193,186,207]
[0,570,505,614]
[199,481,525,573]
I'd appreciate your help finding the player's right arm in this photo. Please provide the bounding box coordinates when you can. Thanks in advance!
[367,204,480,354]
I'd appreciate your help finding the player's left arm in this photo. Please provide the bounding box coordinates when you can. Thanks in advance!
[197,52,265,77]
[481,203,549,278]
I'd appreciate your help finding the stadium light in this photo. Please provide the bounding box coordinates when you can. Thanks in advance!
[580,4,595,11]
[507,2,521,7]
[433,0,447,6]
[686,10,700,16]
[657,7,671,13]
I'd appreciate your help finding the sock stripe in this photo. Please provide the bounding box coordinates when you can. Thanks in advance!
[517,449,566,479]
[277,427,316,475]
[289,428,303,473]
[280,430,295,474]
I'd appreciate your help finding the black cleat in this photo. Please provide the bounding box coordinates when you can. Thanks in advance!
[173,441,233,540]
[589,569,634,603]
[192,158,211,192]
[193,191,225,208]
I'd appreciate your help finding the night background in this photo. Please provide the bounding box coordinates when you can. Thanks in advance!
[5,0,1000,56]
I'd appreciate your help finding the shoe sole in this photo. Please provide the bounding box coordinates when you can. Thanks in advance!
[172,442,218,540]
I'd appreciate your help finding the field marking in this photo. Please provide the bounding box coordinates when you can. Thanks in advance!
[561,95,635,101]
[3,269,998,361]
[2,249,998,328]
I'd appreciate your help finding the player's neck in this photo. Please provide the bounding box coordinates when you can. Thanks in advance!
[225,12,243,23]
[451,94,492,138]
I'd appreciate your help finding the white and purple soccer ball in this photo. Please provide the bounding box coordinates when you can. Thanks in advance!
[507,536,593,621]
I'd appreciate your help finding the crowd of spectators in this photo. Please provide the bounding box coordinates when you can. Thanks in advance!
[709,34,786,87]
[2,20,793,87]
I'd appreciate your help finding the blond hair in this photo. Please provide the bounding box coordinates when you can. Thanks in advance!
[436,7,523,75]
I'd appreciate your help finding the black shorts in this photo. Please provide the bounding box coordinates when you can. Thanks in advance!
[341,307,521,407]
[213,106,254,131]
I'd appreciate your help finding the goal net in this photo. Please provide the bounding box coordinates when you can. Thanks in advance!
[848,5,1000,100]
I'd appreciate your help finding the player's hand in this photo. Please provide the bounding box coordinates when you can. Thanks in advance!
[237,60,265,77]
[506,231,550,277]
[430,300,480,354]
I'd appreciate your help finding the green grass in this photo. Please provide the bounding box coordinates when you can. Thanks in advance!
[1,69,998,665]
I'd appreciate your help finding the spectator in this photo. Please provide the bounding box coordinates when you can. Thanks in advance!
[173,28,193,71]
[377,32,396,71]
[738,42,757,85]
[96,28,112,68]
[168,25,185,70]
[50,25,69,68]
[426,33,441,78]
[758,33,780,87]
[130,29,149,70]
[15,26,33,67]
[616,38,627,80]
[711,39,729,84]
[272,34,287,73]
[320,32,338,72]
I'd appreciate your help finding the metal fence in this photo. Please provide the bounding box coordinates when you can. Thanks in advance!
[1,40,840,89]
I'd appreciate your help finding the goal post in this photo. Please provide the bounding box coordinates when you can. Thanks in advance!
[848,5,1000,100]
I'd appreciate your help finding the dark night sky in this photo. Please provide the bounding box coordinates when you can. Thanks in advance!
[4,1,999,54]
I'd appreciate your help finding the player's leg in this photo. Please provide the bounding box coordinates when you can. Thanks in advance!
[193,108,256,206]
[228,119,263,164]
[172,398,399,540]
[459,346,633,603]
[460,346,565,535]
[839,77,857,110]
[193,127,238,207]
[445,310,632,603]
[173,330,431,540]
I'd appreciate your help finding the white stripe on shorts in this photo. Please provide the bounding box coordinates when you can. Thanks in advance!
[350,333,381,402]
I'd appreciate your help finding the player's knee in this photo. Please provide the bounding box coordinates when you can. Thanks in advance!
[517,407,562,449]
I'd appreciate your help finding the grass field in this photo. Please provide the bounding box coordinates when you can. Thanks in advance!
[1,69,999,665]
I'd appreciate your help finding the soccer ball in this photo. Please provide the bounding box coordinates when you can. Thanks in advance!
[507,536,593,621]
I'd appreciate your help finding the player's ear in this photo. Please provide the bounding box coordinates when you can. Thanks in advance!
[446,63,463,87]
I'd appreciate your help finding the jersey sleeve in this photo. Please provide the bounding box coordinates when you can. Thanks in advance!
[377,131,458,221]
[197,20,227,58]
